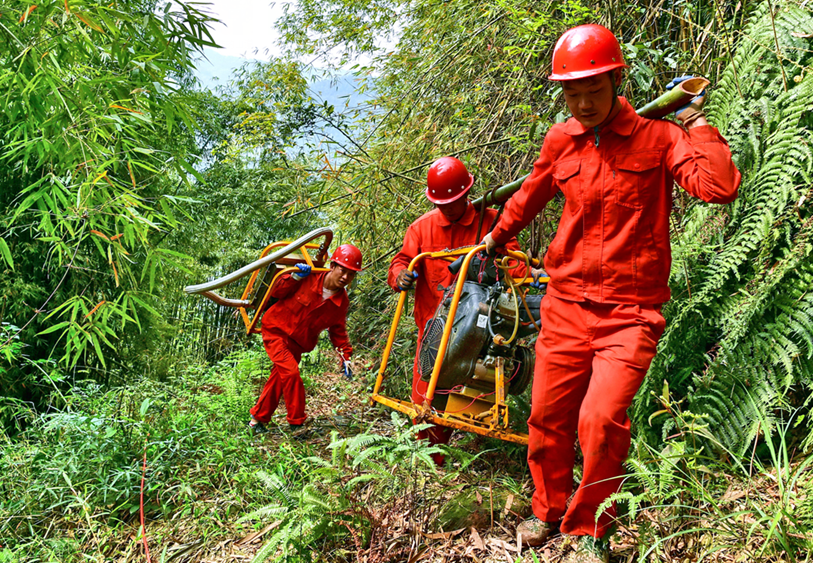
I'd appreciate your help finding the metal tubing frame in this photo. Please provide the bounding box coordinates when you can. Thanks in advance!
[184,227,332,295]
[184,228,334,335]
[238,240,325,334]
[371,245,550,445]
[243,265,329,334]
[238,241,320,302]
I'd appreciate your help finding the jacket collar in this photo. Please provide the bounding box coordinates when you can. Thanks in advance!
[326,288,347,305]
[436,201,476,227]
[562,97,638,138]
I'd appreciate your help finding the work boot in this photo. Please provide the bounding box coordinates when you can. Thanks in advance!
[516,516,556,547]
[561,534,610,563]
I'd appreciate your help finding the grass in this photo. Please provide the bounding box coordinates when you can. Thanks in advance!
[1,346,276,561]
[2,340,813,562]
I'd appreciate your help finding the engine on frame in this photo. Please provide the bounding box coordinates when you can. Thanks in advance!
[418,251,544,417]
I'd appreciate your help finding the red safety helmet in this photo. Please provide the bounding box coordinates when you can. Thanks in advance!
[426,156,474,205]
[330,244,363,271]
[548,24,627,81]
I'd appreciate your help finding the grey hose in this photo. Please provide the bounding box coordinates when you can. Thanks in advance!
[183,227,333,295]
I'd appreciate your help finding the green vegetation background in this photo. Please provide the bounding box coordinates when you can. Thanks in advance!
[1,0,812,561]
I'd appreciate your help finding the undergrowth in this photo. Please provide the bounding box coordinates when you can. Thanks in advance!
[609,383,813,562]
[4,341,813,562]
[1,347,275,561]
[0,342,479,563]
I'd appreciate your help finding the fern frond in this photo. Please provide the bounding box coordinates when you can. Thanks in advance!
[238,504,289,524]
[639,1,813,453]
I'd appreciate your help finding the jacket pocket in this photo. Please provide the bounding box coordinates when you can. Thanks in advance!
[287,288,315,317]
[426,260,450,293]
[553,159,582,213]
[545,236,562,270]
[614,151,661,209]
[638,221,668,289]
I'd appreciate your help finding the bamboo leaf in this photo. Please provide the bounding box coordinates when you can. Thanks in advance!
[0,237,14,270]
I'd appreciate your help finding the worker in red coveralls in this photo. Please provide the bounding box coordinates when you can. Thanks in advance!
[388,156,528,466]
[249,244,363,436]
[482,25,741,562]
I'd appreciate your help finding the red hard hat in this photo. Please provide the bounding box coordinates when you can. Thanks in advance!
[330,244,363,271]
[426,157,474,204]
[548,24,627,81]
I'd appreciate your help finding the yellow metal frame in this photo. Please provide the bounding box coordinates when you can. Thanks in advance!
[370,245,550,445]
[239,237,331,335]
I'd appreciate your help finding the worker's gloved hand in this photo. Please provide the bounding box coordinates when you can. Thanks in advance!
[396,269,418,291]
[482,232,497,257]
[341,361,353,381]
[291,263,311,280]
[666,75,706,127]
[530,267,548,290]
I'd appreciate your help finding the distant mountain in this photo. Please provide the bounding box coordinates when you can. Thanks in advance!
[193,48,253,92]
[193,48,372,109]
[193,48,375,153]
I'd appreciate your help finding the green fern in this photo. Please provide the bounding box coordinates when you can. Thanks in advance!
[242,413,455,562]
[637,0,813,454]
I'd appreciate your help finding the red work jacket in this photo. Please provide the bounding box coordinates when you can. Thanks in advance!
[388,202,522,333]
[261,271,353,358]
[491,98,741,304]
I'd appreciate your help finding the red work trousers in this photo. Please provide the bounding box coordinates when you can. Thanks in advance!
[529,295,665,538]
[250,330,308,426]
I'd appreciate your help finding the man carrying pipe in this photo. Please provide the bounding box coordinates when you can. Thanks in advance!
[387,157,533,465]
[482,25,741,562]
[249,244,363,435]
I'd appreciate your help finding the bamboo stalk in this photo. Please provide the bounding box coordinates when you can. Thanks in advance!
[635,77,709,119]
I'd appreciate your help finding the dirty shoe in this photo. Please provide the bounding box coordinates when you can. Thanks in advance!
[561,534,609,563]
[516,516,556,547]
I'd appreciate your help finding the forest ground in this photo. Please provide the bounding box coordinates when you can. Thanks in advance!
[50,345,784,563]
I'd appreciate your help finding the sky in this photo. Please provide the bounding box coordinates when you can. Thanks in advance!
[199,0,285,60]
[191,0,382,90]
[196,0,388,66]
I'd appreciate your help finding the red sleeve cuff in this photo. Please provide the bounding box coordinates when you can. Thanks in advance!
[491,225,510,246]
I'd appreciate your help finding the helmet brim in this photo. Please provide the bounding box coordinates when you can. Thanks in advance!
[548,63,628,81]
[425,174,474,205]
[331,260,363,272]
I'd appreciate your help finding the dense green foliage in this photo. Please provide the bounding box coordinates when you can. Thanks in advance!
[642,2,813,453]
[0,0,217,410]
[0,345,467,561]
[2,0,813,560]
[1,351,262,558]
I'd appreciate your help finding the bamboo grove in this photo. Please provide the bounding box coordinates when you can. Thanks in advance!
[1,0,813,559]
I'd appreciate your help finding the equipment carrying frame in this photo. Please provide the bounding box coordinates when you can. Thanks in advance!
[184,228,334,334]
[371,244,549,445]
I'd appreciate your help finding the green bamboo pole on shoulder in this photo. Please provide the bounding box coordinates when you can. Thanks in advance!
[471,77,709,208]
